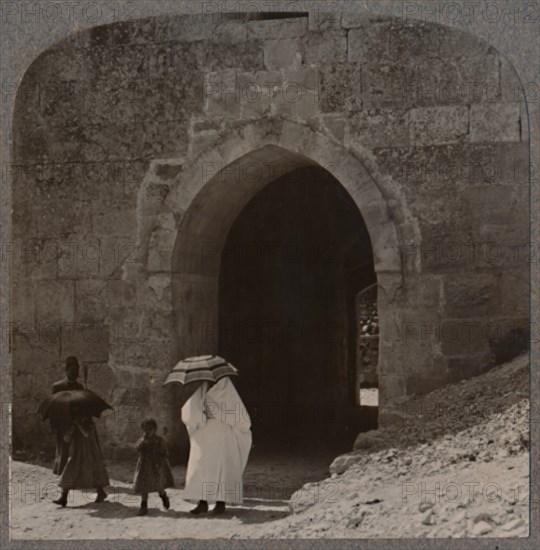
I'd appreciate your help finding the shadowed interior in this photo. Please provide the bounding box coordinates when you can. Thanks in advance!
[219,166,376,451]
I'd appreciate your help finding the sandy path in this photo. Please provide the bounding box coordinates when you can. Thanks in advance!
[10,448,337,540]
[10,452,529,540]
[10,459,289,540]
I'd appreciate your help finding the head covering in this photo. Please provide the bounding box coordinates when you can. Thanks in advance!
[65,356,79,370]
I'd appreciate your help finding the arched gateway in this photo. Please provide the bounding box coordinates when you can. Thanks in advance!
[138,119,404,449]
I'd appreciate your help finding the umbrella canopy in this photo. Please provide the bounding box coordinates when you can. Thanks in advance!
[38,389,112,424]
[163,355,238,386]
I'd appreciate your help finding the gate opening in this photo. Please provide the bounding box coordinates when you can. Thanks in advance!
[218,166,377,453]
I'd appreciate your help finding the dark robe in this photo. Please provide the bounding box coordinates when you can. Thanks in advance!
[51,378,84,475]
[133,434,174,495]
[58,417,110,490]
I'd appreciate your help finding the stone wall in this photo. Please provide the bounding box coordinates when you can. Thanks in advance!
[11,14,529,456]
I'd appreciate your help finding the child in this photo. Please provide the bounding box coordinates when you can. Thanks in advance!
[133,418,174,516]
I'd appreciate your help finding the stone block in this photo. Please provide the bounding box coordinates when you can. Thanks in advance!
[12,332,60,395]
[247,18,308,40]
[56,236,101,280]
[143,274,173,312]
[362,63,416,109]
[499,269,529,318]
[439,319,491,356]
[198,40,264,72]
[190,130,220,157]
[442,273,500,318]
[341,12,372,29]
[237,71,282,119]
[145,310,175,342]
[408,106,468,146]
[371,222,401,273]
[97,236,135,279]
[403,276,442,309]
[322,115,346,141]
[204,70,241,119]
[353,430,387,451]
[404,369,447,397]
[417,225,474,272]
[109,19,157,45]
[112,337,175,372]
[15,239,57,281]
[349,108,410,148]
[158,72,205,120]
[397,309,442,351]
[161,15,215,42]
[263,39,302,70]
[106,279,139,307]
[11,280,36,325]
[486,317,530,364]
[499,54,524,103]
[445,352,495,383]
[475,223,529,268]
[34,198,93,238]
[463,185,522,226]
[61,323,110,363]
[469,103,521,143]
[147,225,176,272]
[210,20,247,43]
[275,67,319,120]
[74,280,107,323]
[93,201,136,237]
[80,362,117,402]
[139,182,173,222]
[319,63,361,113]
[378,373,407,405]
[376,275,405,311]
[308,8,341,31]
[304,31,347,65]
[36,280,75,323]
[398,54,500,108]
[348,22,442,64]
[146,247,173,273]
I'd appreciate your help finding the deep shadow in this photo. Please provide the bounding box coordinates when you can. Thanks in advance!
[219,166,376,451]
[83,499,289,524]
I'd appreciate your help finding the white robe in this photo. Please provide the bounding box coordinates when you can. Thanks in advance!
[181,377,252,504]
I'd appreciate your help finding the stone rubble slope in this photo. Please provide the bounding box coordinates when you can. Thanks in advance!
[276,353,531,538]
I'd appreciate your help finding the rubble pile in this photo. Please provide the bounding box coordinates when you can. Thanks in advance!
[282,353,530,538]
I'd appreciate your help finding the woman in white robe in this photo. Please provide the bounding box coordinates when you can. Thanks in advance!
[181,376,252,514]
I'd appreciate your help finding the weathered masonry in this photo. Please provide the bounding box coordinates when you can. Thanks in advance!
[11,14,529,457]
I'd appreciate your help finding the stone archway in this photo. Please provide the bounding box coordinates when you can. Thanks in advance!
[138,118,405,445]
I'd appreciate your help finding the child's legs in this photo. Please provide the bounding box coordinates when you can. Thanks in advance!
[140,492,148,503]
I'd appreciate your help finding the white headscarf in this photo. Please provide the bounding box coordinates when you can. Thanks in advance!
[181,377,251,434]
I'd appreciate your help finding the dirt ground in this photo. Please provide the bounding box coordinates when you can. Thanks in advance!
[10,452,529,540]
[10,354,531,540]
[10,449,335,540]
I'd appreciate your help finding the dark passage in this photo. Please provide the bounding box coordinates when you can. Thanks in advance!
[219,166,376,453]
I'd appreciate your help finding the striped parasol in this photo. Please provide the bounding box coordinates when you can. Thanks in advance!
[163,355,239,386]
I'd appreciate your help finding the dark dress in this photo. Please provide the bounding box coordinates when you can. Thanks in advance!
[133,435,174,495]
[51,378,84,475]
[58,417,110,489]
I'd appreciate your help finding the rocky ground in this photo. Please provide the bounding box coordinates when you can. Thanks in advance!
[11,353,532,540]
